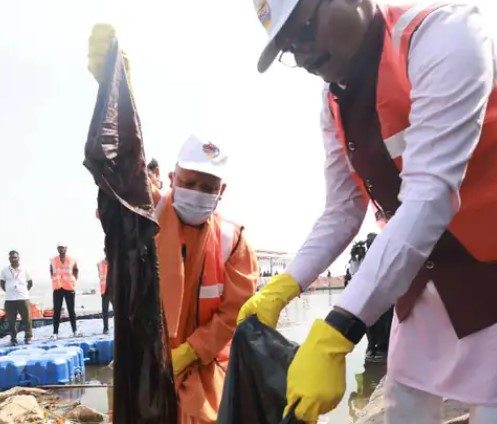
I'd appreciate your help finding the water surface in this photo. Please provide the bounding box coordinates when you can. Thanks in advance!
[61,290,385,423]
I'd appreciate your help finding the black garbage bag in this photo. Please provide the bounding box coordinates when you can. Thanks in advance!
[84,38,177,423]
[217,316,304,424]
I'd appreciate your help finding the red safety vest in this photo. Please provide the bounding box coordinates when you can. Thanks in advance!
[97,259,108,295]
[51,256,77,291]
[328,2,497,263]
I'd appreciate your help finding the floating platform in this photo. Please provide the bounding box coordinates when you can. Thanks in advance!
[0,335,114,390]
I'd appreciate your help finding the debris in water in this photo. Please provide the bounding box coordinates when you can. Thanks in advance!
[61,404,105,422]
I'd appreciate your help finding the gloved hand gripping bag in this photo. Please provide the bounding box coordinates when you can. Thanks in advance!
[218,316,304,424]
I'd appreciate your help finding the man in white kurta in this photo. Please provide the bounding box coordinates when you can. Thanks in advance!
[238,1,497,423]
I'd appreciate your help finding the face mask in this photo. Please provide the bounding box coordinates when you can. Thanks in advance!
[172,186,220,225]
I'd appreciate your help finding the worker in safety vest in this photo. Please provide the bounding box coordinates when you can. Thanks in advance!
[97,249,111,335]
[239,1,497,423]
[50,243,80,340]
[152,134,258,424]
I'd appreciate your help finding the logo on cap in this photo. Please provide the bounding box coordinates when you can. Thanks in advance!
[202,142,220,158]
[255,0,271,29]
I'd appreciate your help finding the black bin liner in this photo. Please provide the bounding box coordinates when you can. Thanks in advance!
[218,316,304,424]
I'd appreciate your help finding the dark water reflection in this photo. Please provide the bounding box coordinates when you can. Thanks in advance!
[61,290,385,423]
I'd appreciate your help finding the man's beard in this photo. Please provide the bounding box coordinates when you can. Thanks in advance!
[304,52,332,74]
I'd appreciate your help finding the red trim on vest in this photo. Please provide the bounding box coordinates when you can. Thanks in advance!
[398,8,435,69]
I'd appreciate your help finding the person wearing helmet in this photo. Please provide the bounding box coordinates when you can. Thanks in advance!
[239,1,497,422]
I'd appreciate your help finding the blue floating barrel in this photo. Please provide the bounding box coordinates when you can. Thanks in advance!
[92,339,113,365]
[0,347,11,357]
[47,347,85,380]
[45,354,75,382]
[26,355,70,386]
[8,348,46,357]
[36,342,61,351]
[0,356,29,389]
[63,339,98,364]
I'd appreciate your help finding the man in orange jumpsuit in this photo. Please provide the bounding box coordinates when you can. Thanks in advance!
[154,134,258,423]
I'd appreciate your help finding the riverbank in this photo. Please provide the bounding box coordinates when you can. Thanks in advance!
[0,386,106,423]
[355,379,470,424]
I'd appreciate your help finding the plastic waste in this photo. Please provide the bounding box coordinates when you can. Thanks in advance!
[84,29,176,423]
[217,316,304,424]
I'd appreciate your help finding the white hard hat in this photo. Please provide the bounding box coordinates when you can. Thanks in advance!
[253,0,300,73]
[176,135,228,179]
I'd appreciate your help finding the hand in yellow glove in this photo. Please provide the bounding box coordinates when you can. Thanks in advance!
[87,23,131,83]
[284,319,354,422]
[172,342,198,376]
[237,274,301,328]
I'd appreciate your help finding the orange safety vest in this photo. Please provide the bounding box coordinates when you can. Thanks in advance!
[50,256,77,291]
[197,213,241,364]
[328,2,497,263]
[97,259,108,295]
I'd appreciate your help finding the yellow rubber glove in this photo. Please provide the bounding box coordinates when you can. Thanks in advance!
[237,274,301,328]
[284,319,354,421]
[87,23,131,83]
[172,342,198,376]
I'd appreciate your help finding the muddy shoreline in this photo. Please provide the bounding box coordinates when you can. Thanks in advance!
[0,386,108,424]
[354,379,470,424]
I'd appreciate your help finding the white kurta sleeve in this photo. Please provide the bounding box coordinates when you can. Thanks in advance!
[285,87,368,288]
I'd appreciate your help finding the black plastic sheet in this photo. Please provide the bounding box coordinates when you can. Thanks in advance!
[84,39,177,423]
[218,316,304,424]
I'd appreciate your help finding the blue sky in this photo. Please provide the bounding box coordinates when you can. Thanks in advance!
[0,0,378,285]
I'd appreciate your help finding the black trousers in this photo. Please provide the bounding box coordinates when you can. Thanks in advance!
[53,289,77,334]
[5,300,32,341]
[366,306,394,353]
[102,294,112,331]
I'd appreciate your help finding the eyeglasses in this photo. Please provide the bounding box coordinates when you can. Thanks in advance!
[278,0,327,68]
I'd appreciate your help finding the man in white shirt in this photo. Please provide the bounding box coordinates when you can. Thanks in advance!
[0,251,33,345]
[239,1,497,423]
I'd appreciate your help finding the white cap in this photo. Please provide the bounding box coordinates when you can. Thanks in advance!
[57,242,67,248]
[253,0,300,73]
[176,135,228,179]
